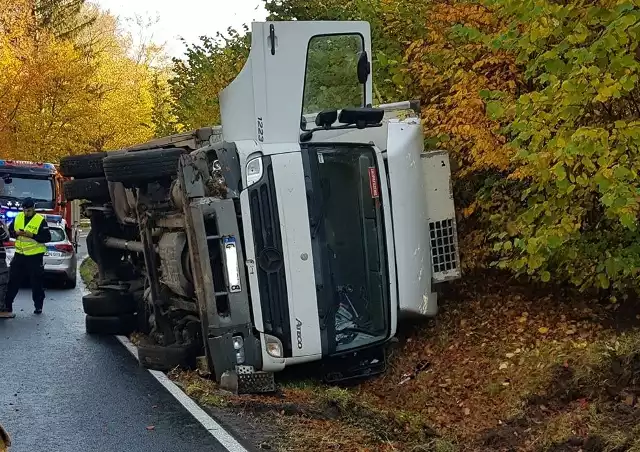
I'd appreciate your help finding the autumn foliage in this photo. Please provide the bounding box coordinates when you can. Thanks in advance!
[0,0,164,162]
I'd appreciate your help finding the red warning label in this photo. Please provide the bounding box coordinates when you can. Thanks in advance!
[368,167,379,199]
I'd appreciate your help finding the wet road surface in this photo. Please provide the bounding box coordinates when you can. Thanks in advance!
[0,237,228,452]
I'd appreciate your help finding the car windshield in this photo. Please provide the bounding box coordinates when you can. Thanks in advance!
[49,227,65,243]
[302,144,389,354]
[0,176,54,208]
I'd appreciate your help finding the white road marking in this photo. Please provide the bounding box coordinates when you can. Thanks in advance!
[115,335,248,452]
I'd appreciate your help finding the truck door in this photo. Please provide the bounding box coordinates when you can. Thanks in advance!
[220,21,373,146]
[225,21,375,361]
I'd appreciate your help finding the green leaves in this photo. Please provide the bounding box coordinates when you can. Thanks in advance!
[170,31,250,128]
[486,0,640,293]
[486,101,505,120]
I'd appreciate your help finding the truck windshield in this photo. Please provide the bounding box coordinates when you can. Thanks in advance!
[302,144,389,354]
[0,176,54,208]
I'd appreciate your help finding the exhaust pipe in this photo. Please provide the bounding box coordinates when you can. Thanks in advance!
[103,237,157,253]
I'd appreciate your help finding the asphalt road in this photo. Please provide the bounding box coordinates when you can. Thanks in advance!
[0,234,229,452]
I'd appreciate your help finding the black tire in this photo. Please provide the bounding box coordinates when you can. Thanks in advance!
[103,148,185,186]
[60,152,107,178]
[137,343,196,371]
[82,291,135,316]
[85,314,135,335]
[65,276,77,289]
[85,230,98,262]
[63,177,109,202]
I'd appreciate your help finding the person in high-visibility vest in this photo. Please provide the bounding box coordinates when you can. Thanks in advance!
[0,220,10,318]
[0,198,51,317]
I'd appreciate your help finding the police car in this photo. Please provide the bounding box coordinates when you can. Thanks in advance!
[4,214,78,289]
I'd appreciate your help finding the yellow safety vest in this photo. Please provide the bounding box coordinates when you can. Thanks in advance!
[14,212,46,256]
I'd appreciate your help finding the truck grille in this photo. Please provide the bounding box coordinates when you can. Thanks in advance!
[429,218,460,281]
[248,159,292,356]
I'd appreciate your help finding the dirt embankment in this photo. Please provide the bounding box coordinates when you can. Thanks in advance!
[171,274,640,452]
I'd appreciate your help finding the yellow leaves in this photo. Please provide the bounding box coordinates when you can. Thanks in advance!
[538,327,549,334]
[1,2,159,160]
[463,201,478,218]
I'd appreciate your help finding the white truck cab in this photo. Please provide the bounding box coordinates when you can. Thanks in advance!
[217,21,460,377]
[62,20,460,392]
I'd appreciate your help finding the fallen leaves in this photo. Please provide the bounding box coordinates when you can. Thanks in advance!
[169,275,640,452]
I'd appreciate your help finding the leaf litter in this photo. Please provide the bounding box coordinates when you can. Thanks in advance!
[168,274,640,451]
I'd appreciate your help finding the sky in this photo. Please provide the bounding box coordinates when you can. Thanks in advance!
[94,0,268,58]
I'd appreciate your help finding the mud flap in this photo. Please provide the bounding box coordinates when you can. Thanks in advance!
[321,346,386,384]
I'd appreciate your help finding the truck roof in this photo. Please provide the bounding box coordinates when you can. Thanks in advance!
[0,160,56,176]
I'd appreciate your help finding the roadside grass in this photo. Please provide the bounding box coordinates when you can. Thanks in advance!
[79,257,97,289]
[169,369,229,408]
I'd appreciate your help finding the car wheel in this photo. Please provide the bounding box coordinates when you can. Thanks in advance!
[82,291,135,316]
[103,148,185,187]
[60,152,107,178]
[63,177,110,202]
[137,342,197,371]
[65,276,77,289]
[85,314,136,335]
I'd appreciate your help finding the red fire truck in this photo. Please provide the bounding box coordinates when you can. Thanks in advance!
[0,160,75,241]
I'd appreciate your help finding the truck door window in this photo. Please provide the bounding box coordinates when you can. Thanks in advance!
[302,34,365,121]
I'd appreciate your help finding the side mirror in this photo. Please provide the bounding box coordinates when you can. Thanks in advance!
[338,107,384,129]
[315,109,338,128]
[357,51,370,85]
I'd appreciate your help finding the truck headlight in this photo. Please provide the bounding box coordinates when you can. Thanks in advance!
[232,335,245,364]
[265,334,283,358]
[232,335,244,350]
[246,157,263,187]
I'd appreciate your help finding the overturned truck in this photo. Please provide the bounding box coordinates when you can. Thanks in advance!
[61,21,461,392]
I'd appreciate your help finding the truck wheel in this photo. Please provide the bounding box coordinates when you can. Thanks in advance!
[103,148,185,186]
[82,291,135,316]
[63,177,109,202]
[60,152,107,178]
[137,343,196,371]
[85,230,98,262]
[85,314,136,335]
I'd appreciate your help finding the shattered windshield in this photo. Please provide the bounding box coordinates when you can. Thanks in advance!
[302,144,389,353]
